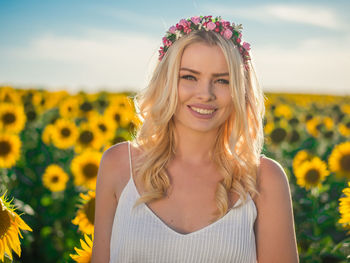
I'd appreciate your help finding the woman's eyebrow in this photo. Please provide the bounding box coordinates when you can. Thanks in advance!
[180,67,229,77]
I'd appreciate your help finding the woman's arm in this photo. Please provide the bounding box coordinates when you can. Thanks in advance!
[254,156,299,263]
[91,144,126,263]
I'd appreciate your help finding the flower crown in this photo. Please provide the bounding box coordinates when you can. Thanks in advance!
[158,15,252,71]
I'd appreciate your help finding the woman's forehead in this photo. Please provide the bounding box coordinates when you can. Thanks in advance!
[180,43,229,73]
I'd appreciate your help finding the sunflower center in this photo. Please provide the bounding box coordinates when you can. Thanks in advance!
[0,202,11,238]
[80,102,93,112]
[2,112,16,125]
[61,127,71,137]
[0,140,11,156]
[289,118,299,126]
[346,122,350,129]
[83,163,98,179]
[305,169,320,184]
[98,124,107,132]
[270,127,287,143]
[79,131,93,144]
[114,114,121,123]
[51,175,59,183]
[83,198,95,224]
[340,154,350,172]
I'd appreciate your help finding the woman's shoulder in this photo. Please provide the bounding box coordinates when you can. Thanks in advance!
[98,141,132,200]
[102,141,129,168]
[255,155,291,205]
[257,155,289,189]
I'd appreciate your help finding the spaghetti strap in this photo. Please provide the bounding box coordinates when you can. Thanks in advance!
[128,141,133,179]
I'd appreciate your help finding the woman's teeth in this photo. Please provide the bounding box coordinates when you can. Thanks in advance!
[190,106,215,115]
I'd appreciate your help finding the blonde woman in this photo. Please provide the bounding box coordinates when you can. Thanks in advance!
[92,15,299,263]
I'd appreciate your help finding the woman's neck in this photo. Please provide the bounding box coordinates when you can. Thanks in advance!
[173,124,219,165]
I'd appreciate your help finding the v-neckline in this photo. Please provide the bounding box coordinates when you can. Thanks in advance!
[129,171,243,237]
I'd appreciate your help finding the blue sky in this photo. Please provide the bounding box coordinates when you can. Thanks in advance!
[0,0,349,94]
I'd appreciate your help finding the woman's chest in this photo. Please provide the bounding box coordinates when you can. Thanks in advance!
[135,168,239,235]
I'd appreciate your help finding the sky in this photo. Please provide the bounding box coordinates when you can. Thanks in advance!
[0,0,349,95]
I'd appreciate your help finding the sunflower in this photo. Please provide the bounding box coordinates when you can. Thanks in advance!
[306,116,334,138]
[59,96,82,119]
[328,141,350,179]
[70,233,93,263]
[32,90,67,114]
[0,103,27,134]
[305,117,321,137]
[74,122,104,154]
[77,96,97,119]
[338,117,350,137]
[0,86,22,104]
[72,191,95,234]
[42,164,69,192]
[0,133,21,169]
[71,151,102,190]
[292,150,313,173]
[104,102,136,129]
[41,124,56,145]
[88,112,117,145]
[274,103,293,120]
[338,182,350,233]
[341,104,350,115]
[51,118,79,149]
[109,94,134,110]
[294,157,330,190]
[0,191,32,262]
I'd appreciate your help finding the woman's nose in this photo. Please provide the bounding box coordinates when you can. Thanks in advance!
[196,79,215,100]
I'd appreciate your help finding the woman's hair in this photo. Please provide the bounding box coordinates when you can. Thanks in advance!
[130,29,266,222]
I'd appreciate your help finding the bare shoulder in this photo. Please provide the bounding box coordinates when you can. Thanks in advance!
[254,156,299,262]
[256,155,290,196]
[97,141,131,201]
[91,141,131,262]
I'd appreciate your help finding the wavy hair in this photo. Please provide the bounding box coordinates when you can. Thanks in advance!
[130,29,266,222]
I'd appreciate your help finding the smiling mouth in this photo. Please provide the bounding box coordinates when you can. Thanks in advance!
[187,105,218,115]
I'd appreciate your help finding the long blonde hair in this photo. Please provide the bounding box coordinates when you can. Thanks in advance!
[130,29,266,222]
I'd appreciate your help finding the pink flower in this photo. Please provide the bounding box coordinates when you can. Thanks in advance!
[159,47,165,60]
[184,28,192,34]
[179,19,189,27]
[242,42,251,51]
[191,16,201,25]
[169,26,176,34]
[223,29,233,39]
[162,37,172,47]
[206,22,216,30]
[176,24,184,31]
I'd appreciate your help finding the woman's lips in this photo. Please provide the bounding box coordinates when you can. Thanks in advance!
[187,105,217,119]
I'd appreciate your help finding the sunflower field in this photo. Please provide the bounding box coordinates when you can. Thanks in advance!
[0,85,349,262]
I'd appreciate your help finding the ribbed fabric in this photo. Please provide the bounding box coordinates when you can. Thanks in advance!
[109,141,257,263]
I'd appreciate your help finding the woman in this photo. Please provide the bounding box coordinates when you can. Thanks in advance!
[92,15,299,263]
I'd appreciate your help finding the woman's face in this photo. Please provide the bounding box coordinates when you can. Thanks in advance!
[173,42,234,134]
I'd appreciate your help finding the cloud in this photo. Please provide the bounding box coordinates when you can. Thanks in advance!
[203,3,345,30]
[90,6,172,32]
[252,34,350,94]
[0,28,161,93]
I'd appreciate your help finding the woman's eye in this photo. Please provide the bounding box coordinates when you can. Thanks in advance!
[181,75,196,81]
[217,79,229,84]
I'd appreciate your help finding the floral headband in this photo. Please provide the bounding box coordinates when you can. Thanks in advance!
[158,15,252,71]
